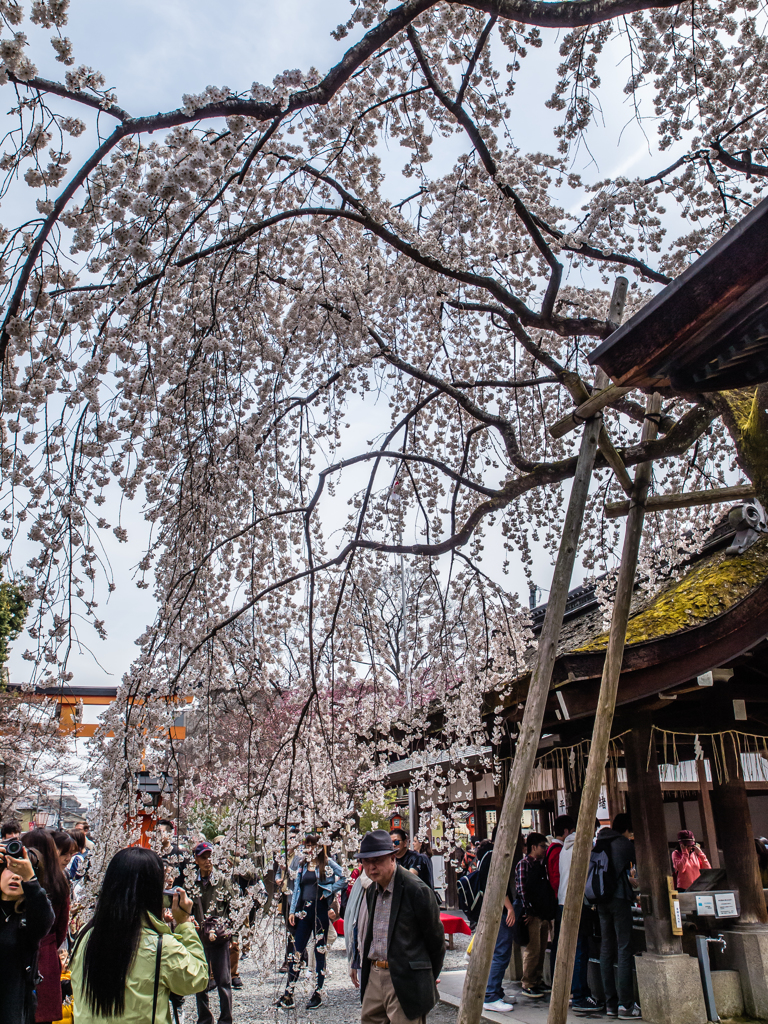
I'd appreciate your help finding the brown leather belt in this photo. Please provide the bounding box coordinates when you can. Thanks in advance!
[372,960,389,969]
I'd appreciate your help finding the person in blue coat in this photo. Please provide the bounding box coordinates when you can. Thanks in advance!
[277,835,345,1011]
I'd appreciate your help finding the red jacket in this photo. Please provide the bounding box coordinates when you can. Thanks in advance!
[35,893,69,1022]
[545,840,564,895]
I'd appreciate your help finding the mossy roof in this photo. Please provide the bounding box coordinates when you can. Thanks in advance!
[574,536,768,653]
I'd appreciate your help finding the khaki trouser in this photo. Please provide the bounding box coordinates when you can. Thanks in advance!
[362,964,426,1024]
[230,937,240,977]
[522,916,549,989]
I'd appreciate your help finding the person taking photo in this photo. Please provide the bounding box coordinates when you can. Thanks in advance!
[70,846,208,1023]
[0,838,55,1024]
[672,830,711,890]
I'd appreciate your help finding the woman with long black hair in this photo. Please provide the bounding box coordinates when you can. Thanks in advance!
[70,847,208,1023]
[50,830,76,874]
[0,838,55,1024]
[22,830,71,1024]
[278,834,346,1010]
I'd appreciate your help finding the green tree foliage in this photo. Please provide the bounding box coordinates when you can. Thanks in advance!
[357,791,398,835]
[188,799,229,841]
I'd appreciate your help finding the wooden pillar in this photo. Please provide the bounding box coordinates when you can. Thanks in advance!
[709,735,767,924]
[457,409,603,1024]
[563,764,582,819]
[472,778,482,840]
[695,758,720,869]
[606,762,624,820]
[624,716,682,955]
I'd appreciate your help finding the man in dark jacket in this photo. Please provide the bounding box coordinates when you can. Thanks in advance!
[191,840,236,1024]
[390,826,434,890]
[594,813,640,1019]
[356,829,444,1023]
[515,832,557,998]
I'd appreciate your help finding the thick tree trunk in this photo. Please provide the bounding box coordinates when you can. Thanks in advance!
[714,383,768,508]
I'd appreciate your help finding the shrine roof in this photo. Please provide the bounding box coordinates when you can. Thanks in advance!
[575,536,768,653]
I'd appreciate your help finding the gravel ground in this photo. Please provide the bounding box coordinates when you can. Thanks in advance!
[226,926,471,1023]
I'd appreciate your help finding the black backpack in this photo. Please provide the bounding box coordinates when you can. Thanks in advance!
[585,836,619,904]
[457,850,492,924]
[525,858,558,921]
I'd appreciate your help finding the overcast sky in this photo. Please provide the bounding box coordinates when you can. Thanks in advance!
[4,1,666,696]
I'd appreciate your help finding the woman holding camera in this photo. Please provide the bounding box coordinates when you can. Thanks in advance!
[70,846,208,1023]
[0,839,55,1024]
[23,830,71,1024]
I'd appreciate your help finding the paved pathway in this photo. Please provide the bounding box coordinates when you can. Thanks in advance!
[438,969,582,1024]
[228,925,471,1022]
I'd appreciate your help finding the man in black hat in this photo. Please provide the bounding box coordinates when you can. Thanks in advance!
[354,829,444,1024]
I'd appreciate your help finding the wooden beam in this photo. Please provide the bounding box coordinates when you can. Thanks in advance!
[605,483,756,519]
[548,393,661,1024]
[550,383,634,439]
[598,427,634,496]
[696,757,720,869]
[457,412,602,1024]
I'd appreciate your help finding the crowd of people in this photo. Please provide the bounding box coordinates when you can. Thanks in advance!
[0,806,728,1024]
[453,813,721,1021]
[0,815,450,1024]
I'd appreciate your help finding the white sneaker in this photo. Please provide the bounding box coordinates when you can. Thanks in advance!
[483,998,514,1013]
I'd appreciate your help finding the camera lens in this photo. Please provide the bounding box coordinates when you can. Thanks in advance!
[4,839,23,857]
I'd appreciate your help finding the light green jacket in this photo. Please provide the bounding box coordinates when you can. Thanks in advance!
[71,913,208,1023]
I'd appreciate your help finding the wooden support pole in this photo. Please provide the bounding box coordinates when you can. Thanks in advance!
[550,279,631,443]
[548,393,661,1024]
[605,483,756,519]
[624,716,682,955]
[695,757,720,869]
[709,735,768,924]
[456,411,602,1024]
[598,428,634,496]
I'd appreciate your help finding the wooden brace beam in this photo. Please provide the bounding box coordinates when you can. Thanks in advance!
[604,483,756,519]
[550,383,633,439]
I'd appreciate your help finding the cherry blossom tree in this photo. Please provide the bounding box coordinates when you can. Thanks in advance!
[0,0,765,882]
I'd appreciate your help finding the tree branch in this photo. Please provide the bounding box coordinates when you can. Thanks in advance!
[0,124,127,363]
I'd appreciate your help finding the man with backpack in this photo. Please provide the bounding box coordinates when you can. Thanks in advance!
[515,832,557,998]
[587,813,640,1020]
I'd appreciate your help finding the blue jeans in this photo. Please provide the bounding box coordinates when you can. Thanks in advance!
[286,899,330,992]
[552,904,591,1000]
[572,907,591,1001]
[485,915,514,1002]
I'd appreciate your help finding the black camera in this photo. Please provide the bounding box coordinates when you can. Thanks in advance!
[2,838,23,858]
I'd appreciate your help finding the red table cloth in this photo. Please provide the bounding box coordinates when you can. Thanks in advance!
[440,912,472,936]
[333,911,470,939]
